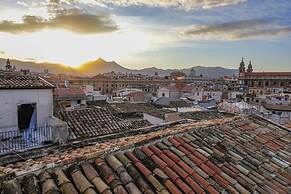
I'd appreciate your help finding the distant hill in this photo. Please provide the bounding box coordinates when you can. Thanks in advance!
[134,66,238,78]
[0,58,238,78]
[78,58,129,75]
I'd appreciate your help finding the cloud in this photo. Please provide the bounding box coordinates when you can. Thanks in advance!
[92,0,247,10]
[180,19,291,40]
[0,9,118,34]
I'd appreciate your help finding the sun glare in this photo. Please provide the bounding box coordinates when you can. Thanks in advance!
[0,28,153,67]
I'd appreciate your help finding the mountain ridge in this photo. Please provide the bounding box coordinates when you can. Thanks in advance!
[0,58,238,78]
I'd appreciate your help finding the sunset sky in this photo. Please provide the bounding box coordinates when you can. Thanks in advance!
[0,0,291,71]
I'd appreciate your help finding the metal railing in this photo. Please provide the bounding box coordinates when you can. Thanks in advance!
[0,126,54,154]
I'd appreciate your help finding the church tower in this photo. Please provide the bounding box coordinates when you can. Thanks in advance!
[239,58,245,74]
[247,60,253,73]
[5,58,12,71]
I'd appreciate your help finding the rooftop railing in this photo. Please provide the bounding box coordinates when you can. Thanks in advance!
[0,126,56,154]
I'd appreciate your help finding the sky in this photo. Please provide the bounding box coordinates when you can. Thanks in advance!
[0,0,291,71]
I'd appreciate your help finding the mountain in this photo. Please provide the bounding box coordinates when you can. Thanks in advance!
[0,57,238,78]
[78,58,130,75]
[131,66,238,78]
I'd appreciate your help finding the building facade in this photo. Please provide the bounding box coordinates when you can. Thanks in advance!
[0,70,55,131]
[238,58,291,93]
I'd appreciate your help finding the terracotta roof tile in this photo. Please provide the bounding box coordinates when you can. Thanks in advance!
[151,155,168,169]
[266,141,282,151]
[124,152,139,164]
[177,145,191,155]
[193,151,208,163]
[1,116,291,194]
[205,185,220,194]
[175,178,192,194]
[182,142,197,153]
[171,164,189,179]
[177,160,195,175]
[70,168,97,194]
[185,177,205,194]
[168,137,181,147]
[135,162,151,177]
[159,153,176,167]
[163,167,179,182]
[189,153,204,165]
[164,179,183,194]
[58,107,151,139]
[225,185,240,194]
[206,160,222,174]
[148,145,163,155]
[141,146,154,158]
[39,171,61,194]
[213,173,229,188]
[0,71,54,89]
[54,169,79,194]
[146,174,166,192]
[200,163,215,177]
[181,156,196,167]
[163,150,180,163]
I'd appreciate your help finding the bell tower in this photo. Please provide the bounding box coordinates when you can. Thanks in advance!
[239,58,245,74]
[5,58,12,71]
[247,60,253,73]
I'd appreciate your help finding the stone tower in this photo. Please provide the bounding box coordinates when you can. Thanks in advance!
[5,58,12,71]
[247,60,253,73]
[239,58,245,74]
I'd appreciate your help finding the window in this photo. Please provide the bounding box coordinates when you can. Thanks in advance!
[77,100,81,104]
[162,93,165,97]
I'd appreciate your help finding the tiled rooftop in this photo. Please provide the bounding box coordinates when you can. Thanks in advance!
[110,103,176,119]
[0,70,54,89]
[54,88,86,99]
[58,107,151,139]
[1,116,290,194]
[263,104,291,112]
[180,111,234,121]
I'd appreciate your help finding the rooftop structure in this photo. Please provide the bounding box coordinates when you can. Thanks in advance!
[170,71,187,80]
[54,88,86,100]
[48,72,212,95]
[57,107,151,139]
[238,59,291,89]
[0,70,54,90]
[0,115,290,194]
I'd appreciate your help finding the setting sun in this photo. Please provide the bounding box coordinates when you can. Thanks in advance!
[0,28,153,67]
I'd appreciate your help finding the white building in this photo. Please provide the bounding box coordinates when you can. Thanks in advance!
[115,88,143,97]
[0,70,55,131]
[261,104,291,126]
[157,84,192,100]
[82,85,108,101]
[265,94,290,105]
[191,89,223,103]
[157,87,170,98]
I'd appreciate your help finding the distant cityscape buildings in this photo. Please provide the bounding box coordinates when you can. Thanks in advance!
[238,58,291,92]
[0,57,290,155]
[0,57,290,193]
